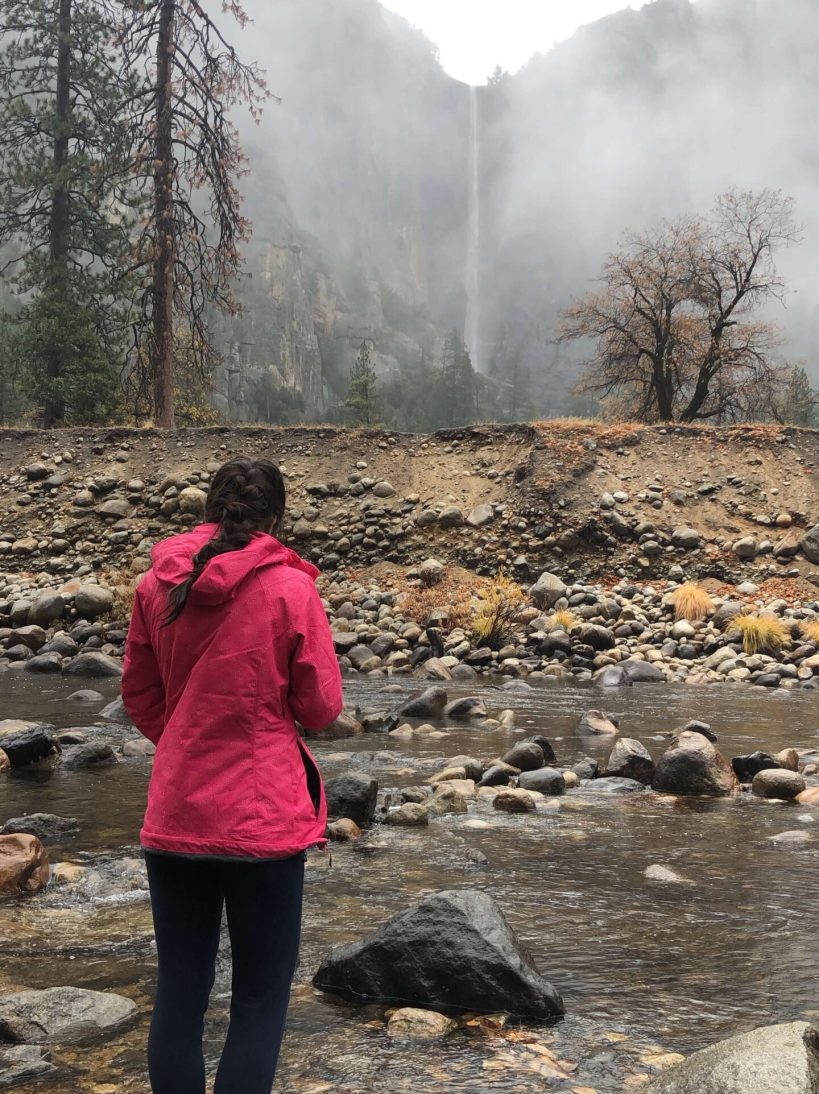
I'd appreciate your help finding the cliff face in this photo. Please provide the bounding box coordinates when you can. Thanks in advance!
[222,0,819,421]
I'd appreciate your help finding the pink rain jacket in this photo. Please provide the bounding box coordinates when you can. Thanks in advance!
[121,524,344,859]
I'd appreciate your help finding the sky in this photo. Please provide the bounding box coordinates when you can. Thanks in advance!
[381,0,647,84]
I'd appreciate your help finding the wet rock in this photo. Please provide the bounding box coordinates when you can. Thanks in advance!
[399,687,448,719]
[446,756,484,783]
[653,732,739,796]
[66,690,104,704]
[387,1007,458,1039]
[314,712,365,739]
[752,769,807,800]
[313,889,565,1018]
[422,784,468,817]
[0,835,49,898]
[0,723,56,769]
[572,757,599,781]
[606,738,655,785]
[644,865,690,885]
[99,696,130,723]
[385,802,430,827]
[525,735,557,764]
[797,788,819,806]
[646,1021,819,1094]
[530,572,567,610]
[493,788,537,813]
[0,987,137,1044]
[325,773,378,826]
[502,742,545,772]
[0,752,8,775]
[326,818,362,842]
[0,815,78,845]
[416,657,452,681]
[478,762,519,788]
[0,1045,56,1087]
[578,709,619,735]
[444,697,488,720]
[584,777,646,794]
[63,653,122,678]
[732,752,781,783]
[73,585,113,620]
[24,653,62,675]
[777,748,800,772]
[682,720,717,743]
[121,738,156,759]
[518,768,565,795]
[61,743,117,770]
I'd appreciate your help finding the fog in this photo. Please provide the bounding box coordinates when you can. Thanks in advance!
[215,0,819,419]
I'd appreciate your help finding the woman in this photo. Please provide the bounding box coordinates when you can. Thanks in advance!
[122,457,344,1094]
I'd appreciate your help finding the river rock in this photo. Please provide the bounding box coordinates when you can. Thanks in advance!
[800,525,819,564]
[777,748,800,771]
[606,738,655,785]
[653,732,739,796]
[0,1045,56,1086]
[597,659,666,687]
[324,773,378,826]
[400,687,448,718]
[66,690,104,704]
[797,788,819,806]
[502,742,545,772]
[644,865,690,885]
[73,585,114,620]
[647,1021,819,1094]
[0,987,137,1044]
[493,788,537,813]
[477,762,519,788]
[0,836,49,898]
[60,743,117,770]
[444,697,488,719]
[0,815,78,845]
[27,593,65,628]
[0,724,56,768]
[326,818,362,842]
[24,653,62,675]
[385,802,430,827]
[583,776,646,794]
[752,769,807,800]
[99,696,130,723]
[313,889,565,1018]
[518,768,565,795]
[387,1007,458,1039]
[63,653,122,678]
[529,572,567,610]
[682,720,718,743]
[578,709,619,735]
[732,752,782,783]
[177,486,207,515]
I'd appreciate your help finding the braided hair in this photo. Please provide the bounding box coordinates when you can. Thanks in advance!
[165,457,286,624]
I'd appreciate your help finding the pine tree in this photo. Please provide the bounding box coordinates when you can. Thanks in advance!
[0,0,136,424]
[345,340,378,426]
[440,330,477,426]
[120,0,269,427]
[778,366,819,426]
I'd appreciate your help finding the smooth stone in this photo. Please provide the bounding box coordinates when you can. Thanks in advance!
[0,835,50,898]
[387,1007,458,1039]
[0,815,78,845]
[324,773,378,826]
[752,769,807,801]
[0,987,137,1045]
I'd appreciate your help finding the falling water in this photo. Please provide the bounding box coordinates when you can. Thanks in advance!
[464,84,481,371]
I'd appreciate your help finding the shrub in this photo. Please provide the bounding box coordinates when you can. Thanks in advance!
[670,582,714,622]
[549,609,577,632]
[727,613,789,655]
[472,573,528,651]
[400,573,473,632]
[800,620,819,644]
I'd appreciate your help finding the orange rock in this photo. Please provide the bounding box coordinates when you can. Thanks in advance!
[0,834,50,897]
[796,787,819,806]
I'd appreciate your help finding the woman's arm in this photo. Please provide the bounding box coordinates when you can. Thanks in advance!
[287,582,344,732]
[122,587,167,744]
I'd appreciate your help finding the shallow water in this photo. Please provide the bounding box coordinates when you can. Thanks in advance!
[1,670,818,1091]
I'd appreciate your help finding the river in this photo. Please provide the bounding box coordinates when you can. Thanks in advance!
[0,672,818,1091]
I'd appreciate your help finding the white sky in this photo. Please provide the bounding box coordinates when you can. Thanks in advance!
[382,0,648,84]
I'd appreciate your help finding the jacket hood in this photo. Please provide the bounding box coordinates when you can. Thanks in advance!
[150,523,319,604]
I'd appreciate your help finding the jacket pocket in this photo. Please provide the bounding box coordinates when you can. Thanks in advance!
[297,738,322,817]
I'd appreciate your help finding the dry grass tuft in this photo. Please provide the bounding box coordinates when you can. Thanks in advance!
[108,578,139,623]
[399,573,475,632]
[549,609,577,632]
[799,620,819,644]
[472,572,529,651]
[727,613,789,655]
[670,582,714,622]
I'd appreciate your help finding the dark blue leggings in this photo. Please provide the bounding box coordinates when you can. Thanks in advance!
[144,851,305,1094]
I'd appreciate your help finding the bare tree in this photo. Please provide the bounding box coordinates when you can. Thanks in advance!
[121,0,269,427]
[561,189,799,423]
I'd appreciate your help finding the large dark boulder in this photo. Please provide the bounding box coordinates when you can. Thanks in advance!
[597,659,666,687]
[653,732,739,796]
[399,687,448,719]
[648,1022,819,1094]
[313,889,564,1019]
[0,723,57,769]
[518,768,565,795]
[0,815,78,845]
[502,742,545,772]
[324,773,378,826]
[732,752,781,783]
[606,738,655,785]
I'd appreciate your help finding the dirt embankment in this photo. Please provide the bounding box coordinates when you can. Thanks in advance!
[0,422,818,592]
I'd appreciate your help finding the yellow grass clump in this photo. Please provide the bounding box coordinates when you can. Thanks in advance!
[670,582,714,622]
[472,572,528,651]
[399,573,474,632]
[727,613,789,655]
[799,620,819,644]
[549,609,577,632]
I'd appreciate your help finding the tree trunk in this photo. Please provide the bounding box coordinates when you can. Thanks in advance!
[43,0,72,429]
[152,0,176,429]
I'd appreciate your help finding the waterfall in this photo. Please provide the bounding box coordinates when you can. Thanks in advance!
[464,85,482,371]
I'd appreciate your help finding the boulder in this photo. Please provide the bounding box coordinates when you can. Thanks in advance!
[477,762,519,788]
[444,697,488,720]
[466,505,494,529]
[0,723,56,769]
[61,743,117,770]
[0,815,78,845]
[578,709,619,735]
[682,720,717,743]
[583,777,646,794]
[384,803,429,827]
[177,487,207,515]
[653,732,739,796]
[313,712,364,739]
[572,757,599,781]
[529,572,567,610]
[606,738,655,785]
[63,653,122,678]
[732,752,781,783]
[0,1045,56,1086]
[597,659,667,687]
[387,1008,457,1039]
[493,788,537,813]
[0,987,137,1045]
[0,835,49,898]
[27,593,65,628]
[326,819,362,842]
[797,788,819,806]
[800,524,819,565]
[647,1021,819,1094]
[576,624,615,651]
[438,507,464,528]
[501,742,545,772]
[73,585,114,620]
[752,769,807,801]
[518,768,565,795]
[671,526,701,549]
[526,735,557,764]
[399,687,448,719]
[99,696,130,723]
[313,889,564,1019]
[324,773,378,826]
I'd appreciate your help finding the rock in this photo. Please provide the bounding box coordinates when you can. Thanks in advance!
[387,1008,457,1039]
[0,723,56,768]
[597,659,667,686]
[61,743,117,770]
[502,742,545,772]
[777,748,800,771]
[606,738,655,785]
[0,1044,56,1086]
[313,889,564,1018]
[653,732,739,796]
[122,738,156,759]
[682,720,717,743]
[466,505,494,529]
[732,752,781,783]
[644,865,690,885]
[27,593,65,628]
[63,652,122,678]
[24,653,62,675]
[384,802,430,827]
[733,536,760,559]
[477,762,519,788]
[416,657,452,681]
[0,836,49,898]
[0,752,8,775]
[348,645,381,673]
[419,558,445,584]
[313,712,364,739]
[526,735,557,764]
[66,689,104,705]
[0,815,78,844]
[326,818,362,842]
[752,769,807,800]
[422,784,468,817]
[73,585,114,619]
[324,773,378,826]
[530,572,567,610]
[572,757,599,781]
[373,481,396,498]
[769,830,814,845]
[583,777,646,794]
[444,697,488,720]
[577,624,615,651]
[797,788,819,806]
[0,987,137,1044]
[493,788,537,813]
[438,506,464,528]
[96,498,130,519]
[518,768,565,795]
[800,524,819,564]
[99,696,130,723]
[671,526,700,549]
[578,710,619,735]
[399,687,448,719]
[646,1021,819,1094]
[177,486,207,515]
